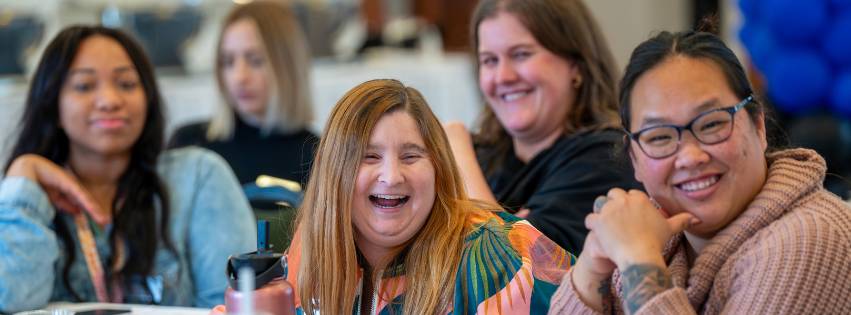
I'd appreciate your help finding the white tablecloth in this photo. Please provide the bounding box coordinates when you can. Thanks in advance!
[17,302,209,315]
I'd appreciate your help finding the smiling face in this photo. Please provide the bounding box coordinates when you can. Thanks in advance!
[628,56,768,238]
[220,18,272,122]
[477,11,580,144]
[59,35,147,158]
[352,110,437,261]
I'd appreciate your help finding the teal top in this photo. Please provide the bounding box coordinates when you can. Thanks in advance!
[286,210,576,314]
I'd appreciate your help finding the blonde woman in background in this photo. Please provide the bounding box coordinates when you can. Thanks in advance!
[169,1,318,185]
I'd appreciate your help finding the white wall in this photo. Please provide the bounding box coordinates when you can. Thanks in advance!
[585,0,690,71]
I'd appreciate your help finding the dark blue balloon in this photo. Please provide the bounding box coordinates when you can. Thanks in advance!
[766,50,832,113]
[822,13,851,68]
[739,23,756,47]
[830,0,851,10]
[765,0,828,44]
[739,0,763,22]
[746,26,779,71]
[831,72,851,117]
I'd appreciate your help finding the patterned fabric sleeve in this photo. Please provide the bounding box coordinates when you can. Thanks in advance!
[453,211,576,314]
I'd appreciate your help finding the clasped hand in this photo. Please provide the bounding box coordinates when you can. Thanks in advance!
[585,188,698,269]
[571,188,699,311]
[7,154,109,225]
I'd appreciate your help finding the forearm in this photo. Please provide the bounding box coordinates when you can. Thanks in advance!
[549,268,609,315]
[618,260,675,315]
[444,125,497,204]
[452,144,497,204]
[6,154,43,182]
[572,263,611,313]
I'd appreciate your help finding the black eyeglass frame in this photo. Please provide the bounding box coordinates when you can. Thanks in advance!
[626,95,754,159]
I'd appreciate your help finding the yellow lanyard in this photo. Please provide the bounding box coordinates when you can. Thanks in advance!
[73,212,123,302]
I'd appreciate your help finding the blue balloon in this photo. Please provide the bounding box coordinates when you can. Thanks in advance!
[764,0,828,44]
[831,72,851,117]
[831,0,851,10]
[739,22,756,47]
[822,13,851,68]
[744,25,780,71]
[739,0,763,22]
[766,50,832,113]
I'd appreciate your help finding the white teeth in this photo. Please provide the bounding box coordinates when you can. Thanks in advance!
[502,91,528,102]
[372,194,406,200]
[679,176,719,192]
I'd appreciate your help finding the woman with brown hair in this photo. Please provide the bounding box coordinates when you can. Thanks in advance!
[446,0,640,253]
[169,1,317,185]
[282,79,573,314]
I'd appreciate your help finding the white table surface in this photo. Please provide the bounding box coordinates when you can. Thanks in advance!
[32,302,210,315]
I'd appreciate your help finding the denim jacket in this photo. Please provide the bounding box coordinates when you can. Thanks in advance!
[0,147,256,313]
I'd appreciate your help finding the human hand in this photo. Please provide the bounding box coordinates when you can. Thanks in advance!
[585,189,698,269]
[570,230,617,312]
[209,305,227,315]
[443,121,473,151]
[6,154,108,225]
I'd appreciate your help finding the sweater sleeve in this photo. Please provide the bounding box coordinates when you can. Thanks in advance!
[547,269,605,315]
[0,177,60,313]
[549,268,697,315]
[632,287,695,315]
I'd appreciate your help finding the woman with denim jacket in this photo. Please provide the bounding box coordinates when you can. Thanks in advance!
[0,26,255,313]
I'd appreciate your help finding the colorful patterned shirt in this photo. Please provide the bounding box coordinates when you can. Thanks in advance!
[287,210,576,314]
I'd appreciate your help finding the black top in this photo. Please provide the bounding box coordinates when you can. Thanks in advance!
[168,117,318,186]
[476,129,642,253]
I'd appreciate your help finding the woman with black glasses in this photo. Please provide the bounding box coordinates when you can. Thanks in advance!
[548,31,851,314]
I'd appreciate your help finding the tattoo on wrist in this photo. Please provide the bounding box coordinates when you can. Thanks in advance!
[620,264,672,315]
[598,278,612,314]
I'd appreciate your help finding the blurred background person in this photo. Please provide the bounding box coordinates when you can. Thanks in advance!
[168,1,318,187]
[445,0,641,254]
[0,25,254,313]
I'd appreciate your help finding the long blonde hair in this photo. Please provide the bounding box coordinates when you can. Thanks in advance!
[296,79,469,314]
[208,0,313,140]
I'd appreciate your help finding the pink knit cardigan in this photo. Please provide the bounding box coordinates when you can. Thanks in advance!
[549,148,851,314]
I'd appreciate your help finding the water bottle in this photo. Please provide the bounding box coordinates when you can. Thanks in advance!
[224,220,296,315]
